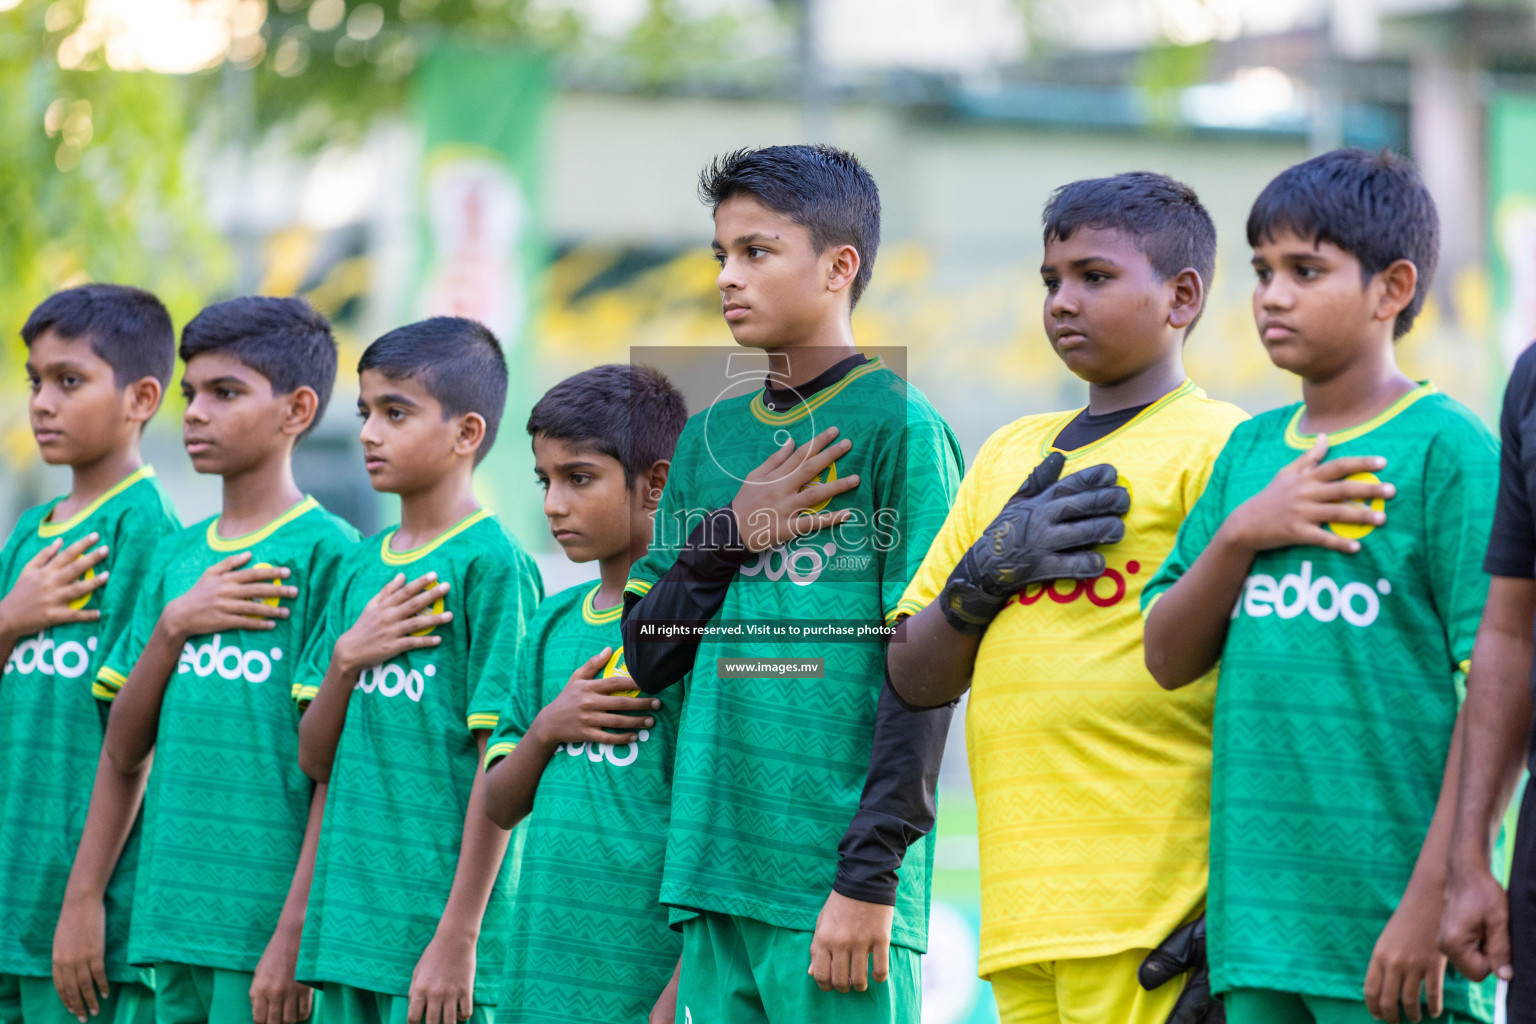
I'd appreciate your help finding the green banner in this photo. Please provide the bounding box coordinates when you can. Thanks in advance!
[413,44,549,542]
[1490,92,1536,372]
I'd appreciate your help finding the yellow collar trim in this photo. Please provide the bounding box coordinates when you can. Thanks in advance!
[1037,380,1197,460]
[1283,382,1437,450]
[39,466,156,538]
[381,508,492,565]
[748,356,885,426]
[582,583,623,625]
[207,496,319,551]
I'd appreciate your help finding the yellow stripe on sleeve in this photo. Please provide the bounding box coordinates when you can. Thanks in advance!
[91,681,119,701]
[484,741,517,770]
[467,712,499,731]
[624,578,654,598]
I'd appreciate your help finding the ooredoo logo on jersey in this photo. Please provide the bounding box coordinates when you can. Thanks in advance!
[1234,560,1389,627]
[5,631,97,680]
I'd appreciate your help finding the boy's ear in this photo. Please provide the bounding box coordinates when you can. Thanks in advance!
[1167,268,1205,332]
[281,386,321,438]
[125,376,163,425]
[639,459,671,511]
[1373,258,1418,327]
[453,412,488,459]
[825,244,861,300]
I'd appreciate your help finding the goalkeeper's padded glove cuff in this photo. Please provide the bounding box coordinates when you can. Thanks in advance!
[938,561,1009,637]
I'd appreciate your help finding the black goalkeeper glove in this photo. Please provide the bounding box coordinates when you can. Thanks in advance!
[937,452,1130,636]
[1140,915,1223,1024]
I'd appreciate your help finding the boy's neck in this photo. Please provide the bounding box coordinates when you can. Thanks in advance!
[1298,343,1417,435]
[760,319,858,390]
[394,468,481,550]
[217,448,306,538]
[594,549,636,611]
[60,442,144,520]
[1084,350,1187,415]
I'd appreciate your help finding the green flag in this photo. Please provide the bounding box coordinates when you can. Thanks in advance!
[413,44,549,541]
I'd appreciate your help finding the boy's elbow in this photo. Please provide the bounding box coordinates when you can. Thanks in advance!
[1143,640,1193,691]
[104,740,143,775]
[297,745,331,783]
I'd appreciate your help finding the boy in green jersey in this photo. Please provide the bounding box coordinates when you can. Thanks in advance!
[296,317,542,1024]
[620,145,963,1023]
[481,363,688,1024]
[0,285,180,1024]
[1143,150,1498,1024]
[57,297,355,1024]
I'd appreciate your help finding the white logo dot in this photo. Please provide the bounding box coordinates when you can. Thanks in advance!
[87,637,97,651]
[1376,579,1391,595]
[424,664,436,677]
[639,729,650,741]
[271,649,283,660]
[822,542,836,555]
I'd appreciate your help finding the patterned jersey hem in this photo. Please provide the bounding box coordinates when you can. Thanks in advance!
[659,887,928,954]
[127,943,264,975]
[1212,966,1486,1022]
[297,965,503,1006]
[977,920,1205,979]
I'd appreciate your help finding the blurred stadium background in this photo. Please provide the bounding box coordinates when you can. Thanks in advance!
[4,1,1536,1018]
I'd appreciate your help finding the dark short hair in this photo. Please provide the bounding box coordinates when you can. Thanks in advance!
[180,296,337,437]
[22,284,175,390]
[1247,149,1439,339]
[358,317,508,463]
[1043,171,1218,333]
[699,144,882,308]
[527,364,688,486]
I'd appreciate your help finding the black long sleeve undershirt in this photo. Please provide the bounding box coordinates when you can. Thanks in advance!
[621,503,954,905]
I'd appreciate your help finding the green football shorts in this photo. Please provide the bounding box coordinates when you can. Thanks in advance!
[676,911,920,1024]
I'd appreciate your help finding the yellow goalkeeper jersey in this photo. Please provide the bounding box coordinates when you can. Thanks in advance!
[896,380,1247,975]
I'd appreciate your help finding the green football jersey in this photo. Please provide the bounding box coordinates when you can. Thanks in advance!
[625,357,963,950]
[484,581,682,1023]
[0,466,180,982]
[94,496,359,972]
[295,509,543,1001]
[1143,385,1498,1018]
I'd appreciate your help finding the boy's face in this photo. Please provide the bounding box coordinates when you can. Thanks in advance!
[1250,230,1383,379]
[26,329,134,467]
[181,351,295,476]
[533,434,640,564]
[1041,227,1181,385]
[712,195,840,349]
[357,369,478,495]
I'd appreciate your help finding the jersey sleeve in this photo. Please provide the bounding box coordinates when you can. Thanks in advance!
[290,534,359,708]
[292,564,354,710]
[876,410,964,624]
[891,429,1004,620]
[483,622,545,769]
[1141,430,1242,617]
[92,528,171,702]
[1486,348,1536,578]
[1424,420,1500,672]
[464,549,543,734]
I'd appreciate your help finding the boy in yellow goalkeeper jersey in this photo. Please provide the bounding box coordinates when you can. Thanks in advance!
[886,172,1246,1024]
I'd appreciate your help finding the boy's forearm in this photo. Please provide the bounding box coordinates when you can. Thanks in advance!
[297,657,361,782]
[1449,578,1536,876]
[482,734,557,831]
[103,622,184,772]
[63,750,149,905]
[1405,712,1465,897]
[438,735,513,940]
[271,783,326,941]
[1143,524,1256,689]
[885,606,978,708]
